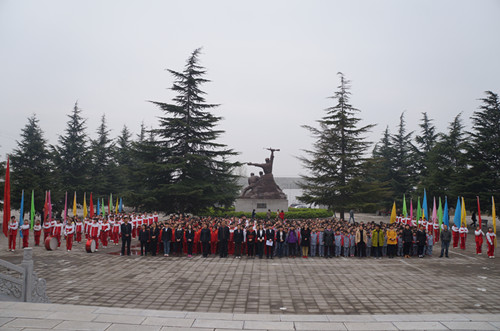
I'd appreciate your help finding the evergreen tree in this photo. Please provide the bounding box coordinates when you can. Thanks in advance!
[115,125,133,194]
[415,112,438,190]
[370,126,396,208]
[148,48,240,213]
[89,114,116,195]
[467,91,500,206]
[299,72,375,219]
[9,114,53,215]
[52,102,90,201]
[425,113,468,199]
[389,112,415,199]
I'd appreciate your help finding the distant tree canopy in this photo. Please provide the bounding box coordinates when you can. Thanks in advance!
[2,59,499,215]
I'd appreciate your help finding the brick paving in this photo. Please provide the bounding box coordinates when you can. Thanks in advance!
[1,223,499,315]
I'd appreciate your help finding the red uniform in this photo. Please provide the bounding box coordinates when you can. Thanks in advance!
[52,223,63,247]
[75,221,83,243]
[21,223,30,248]
[100,222,110,247]
[452,225,459,248]
[43,221,52,241]
[210,229,218,255]
[90,222,101,250]
[475,229,484,254]
[33,223,42,246]
[112,221,121,244]
[486,232,496,258]
[459,227,468,250]
[64,223,75,251]
[8,220,18,251]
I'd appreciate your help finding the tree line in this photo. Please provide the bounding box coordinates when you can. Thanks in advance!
[1,51,499,218]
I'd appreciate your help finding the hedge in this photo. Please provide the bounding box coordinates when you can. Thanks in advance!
[199,208,333,220]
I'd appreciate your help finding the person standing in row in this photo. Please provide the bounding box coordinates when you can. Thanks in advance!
[356,225,367,258]
[149,222,160,256]
[64,220,75,251]
[8,216,18,252]
[174,225,184,256]
[200,223,211,258]
[246,226,256,258]
[475,225,484,255]
[121,216,132,256]
[233,224,244,258]
[440,224,451,258]
[256,224,265,259]
[162,224,172,257]
[139,224,149,256]
[300,224,310,258]
[218,221,230,258]
[486,227,496,259]
[33,220,42,246]
[386,225,397,258]
[20,220,30,248]
[402,224,413,258]
[185,225,195,257]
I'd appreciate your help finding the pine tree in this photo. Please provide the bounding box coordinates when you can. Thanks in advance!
[299,72,375,219]
[89,114,116,195]
[415,112,438,190]
[467,91,500,206]
[115,125,133,194]
[9,114,53,215]
[52,102,90,197]
[389,112,415,199]
[370,126,396,208]
[148,48,240,213]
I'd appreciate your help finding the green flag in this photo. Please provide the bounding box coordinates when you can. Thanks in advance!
[30,190,35,229]
[417,196,422,226]
[402,194,407,218]
[437,197,443,232]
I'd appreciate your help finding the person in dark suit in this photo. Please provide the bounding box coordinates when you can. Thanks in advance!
[138,224,149,256]
[218,221,230,258]
[149,222,160,256]
[162,223,172,257]
[233,224,244,258]
[256,224,266,259]
[175,224,184,256]
[200,223,211,257]
[186,224,195,257]
[246,226,256,258]
[265,224,275,259]
[121,216,132,256]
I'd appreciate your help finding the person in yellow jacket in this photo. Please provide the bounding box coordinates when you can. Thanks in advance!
[371,225,384,259]
[386,225,398,258]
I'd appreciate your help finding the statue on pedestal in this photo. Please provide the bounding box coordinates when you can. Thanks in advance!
[241,148,287,199]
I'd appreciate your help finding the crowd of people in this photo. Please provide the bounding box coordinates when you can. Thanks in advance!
[5,212,497,259]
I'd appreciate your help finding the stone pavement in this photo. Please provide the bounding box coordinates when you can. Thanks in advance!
[2,301,500,330]
[1,228,499,316]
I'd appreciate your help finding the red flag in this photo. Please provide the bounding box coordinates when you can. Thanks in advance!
[477,196,482,229]
[2,158,10,237]
[89,192,94,218]
[43,191,48,224]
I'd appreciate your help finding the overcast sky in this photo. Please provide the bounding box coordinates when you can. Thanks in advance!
[1,0,499,177]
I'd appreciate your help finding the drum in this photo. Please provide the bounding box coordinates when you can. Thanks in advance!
[85,239,96,253]
[45,236,58,251]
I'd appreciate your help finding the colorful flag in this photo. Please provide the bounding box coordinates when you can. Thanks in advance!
[422,189,428,220]
[48,190,52,223]
[410,199,413,223]
[43,191,48,225]
[493,196,496,247]
[443,197,449,227]
[83,193,88,219]
[19,190,24,237]
[97,198,100,216]
[119,197,123,213]
[453,197,461,228]
[89,193,94,218]
[417,197,422,226]
[64,192,68,223]
[72,191,77,217]
[115,197,119,214]
[390,202,397,224]
[30,190,35,229]
[432,197,437,223]
[2,158,10,237]
[477,196,482,229]
[437,197,443,231]
[108,193,112,215]
[101,198,105,217]
[461,197,466,227]
[402,195,407,218]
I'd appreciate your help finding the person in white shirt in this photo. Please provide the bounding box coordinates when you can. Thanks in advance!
[486,227,496,258]
[64,221,75,251]
[8,216,19,251]
[474,226,484,255]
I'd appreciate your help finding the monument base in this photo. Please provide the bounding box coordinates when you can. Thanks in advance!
[235,198,288,213]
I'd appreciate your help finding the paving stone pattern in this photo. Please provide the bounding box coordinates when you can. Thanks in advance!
[1,227,499,315]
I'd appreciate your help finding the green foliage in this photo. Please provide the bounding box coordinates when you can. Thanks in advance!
[200,208,333,219]
[9,115,53,216]
[89,114,116,196]
[299,73,375,219]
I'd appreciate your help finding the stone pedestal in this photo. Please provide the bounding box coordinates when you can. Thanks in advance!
[235,198,288,213]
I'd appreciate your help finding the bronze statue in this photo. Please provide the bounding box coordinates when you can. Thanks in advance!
[241,148,287,199]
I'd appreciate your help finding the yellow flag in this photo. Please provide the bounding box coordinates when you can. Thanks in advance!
[73,191,77,217]
[83,192,88,219]
[390,202,397,224]
[461,197,466,227]
[493,196,497,247]
[115,197,119,214]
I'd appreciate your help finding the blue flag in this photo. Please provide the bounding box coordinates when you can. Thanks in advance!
[422,189,428,220]
[19,190,25,237]
[119,197,123,213]
[97,198,100,216]
[443,197,449,227]
[453,197,461,228]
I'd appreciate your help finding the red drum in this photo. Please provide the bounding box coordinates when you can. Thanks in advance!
[85,239,96,253]
[45,236,58,251]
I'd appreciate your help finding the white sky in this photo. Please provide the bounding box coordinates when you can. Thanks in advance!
[1,0,499,177]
